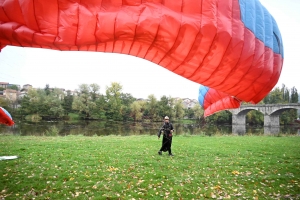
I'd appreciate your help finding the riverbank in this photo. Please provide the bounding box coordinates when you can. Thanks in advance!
[1,135,300,199]
[2,120,300,136]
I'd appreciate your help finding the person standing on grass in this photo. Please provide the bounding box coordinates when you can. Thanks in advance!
[157,116,174,156]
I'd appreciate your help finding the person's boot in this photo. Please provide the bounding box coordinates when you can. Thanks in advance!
[158,151,162,155]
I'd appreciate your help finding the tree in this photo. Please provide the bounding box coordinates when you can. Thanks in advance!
[146,94,158,121]
[95,94,107,120]
[0,98,10,110]
[105,82,123,120]
[281,84,290,103]
[157,95,173,119]
[290,87,298,103]
[72,84,97,119]
[44,84,51,96]
[90,83,100,101]
[263,87,283,104]
[246,110,263,125]
[62,90,74,115]
[20,88,41,115]
[120,93,136,106]
[45,88,65,118]
[120,93,136,120]
[130,101,143,121]
[285,86,299,124]
[206,110,231,124]
[18,88,64,119]
[184,108,195,119]
[7,85,19,91]
[193,104,204,121]
[173,99,185,120]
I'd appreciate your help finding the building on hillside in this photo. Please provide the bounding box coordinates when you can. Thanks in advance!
[0,82,9,89]
[2,89,19,102]
[65,90,76,96]
[182,98,198,109]
[22,84,33,91]
[0,82,21,90]
[136,98,145,101]
[18,84,33,98]
[19,90,29,99]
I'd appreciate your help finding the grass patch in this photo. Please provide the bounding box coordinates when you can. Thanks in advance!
[0,135,300,199]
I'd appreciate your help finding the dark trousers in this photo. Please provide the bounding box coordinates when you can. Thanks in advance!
[160,135,172,154]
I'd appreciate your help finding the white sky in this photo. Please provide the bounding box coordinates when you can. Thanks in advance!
[0,0,299,100]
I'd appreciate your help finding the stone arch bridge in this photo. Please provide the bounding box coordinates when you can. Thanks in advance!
[229,103,300,134]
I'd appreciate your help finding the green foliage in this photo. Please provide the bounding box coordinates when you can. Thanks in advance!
[68,113,80,121]
[157,95,173,119]
[263,84,299,104]
[105,82,124,120]
[15,82,298,124]
[72,84,98,119]
[130,101,143,121]
[184,108,195,119]
[7,85,19,91]
[44,84,50,95]
[24,114,42,122]
[0,98,10,109]
[192,104,204,121]
[62,90,74,115]
[19,88,64,119]
[206,110,231,124]
[6,82,205,122]
[94,94,107,120]
[246,110,264,125]
[44,125,59,136]
[145,94,159,121]
[173,99,185,120]
[263,84,299,124]
[290,87,298,103]
[280,110,298,125]
[120,93,136,120]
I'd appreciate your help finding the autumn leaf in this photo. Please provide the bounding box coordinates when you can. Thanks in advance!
[232,170,240,175]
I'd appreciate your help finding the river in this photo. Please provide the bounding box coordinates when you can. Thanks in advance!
[1,120,299,136]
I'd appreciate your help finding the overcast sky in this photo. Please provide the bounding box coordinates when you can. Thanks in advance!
[0,0,299,100]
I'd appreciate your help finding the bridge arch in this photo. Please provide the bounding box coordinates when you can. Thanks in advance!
[230,103,300,134]
[231,107,262,126]
[265,106,300,127]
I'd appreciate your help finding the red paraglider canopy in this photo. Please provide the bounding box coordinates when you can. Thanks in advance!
[0,0,284,116]
[0,107,14,126]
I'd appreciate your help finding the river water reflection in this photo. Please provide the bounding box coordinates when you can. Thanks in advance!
[1,120,299,136]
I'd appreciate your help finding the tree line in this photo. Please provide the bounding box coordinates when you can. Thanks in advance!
[6,82,203,122]
[1,83,299,124]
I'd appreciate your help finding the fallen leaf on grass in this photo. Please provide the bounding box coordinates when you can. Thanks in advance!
[232,171,240,175]
[211,192,216,198]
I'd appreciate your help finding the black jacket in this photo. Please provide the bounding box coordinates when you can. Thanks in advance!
[157,122,174,137]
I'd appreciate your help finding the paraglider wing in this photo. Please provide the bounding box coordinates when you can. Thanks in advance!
[198,86,241,117]
[0,107,14,126]
[0,0,284,116]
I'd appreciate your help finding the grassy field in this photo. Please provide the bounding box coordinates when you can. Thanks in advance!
[0,135,300,199]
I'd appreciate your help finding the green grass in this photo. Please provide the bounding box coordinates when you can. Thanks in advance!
[0,135,300,199]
